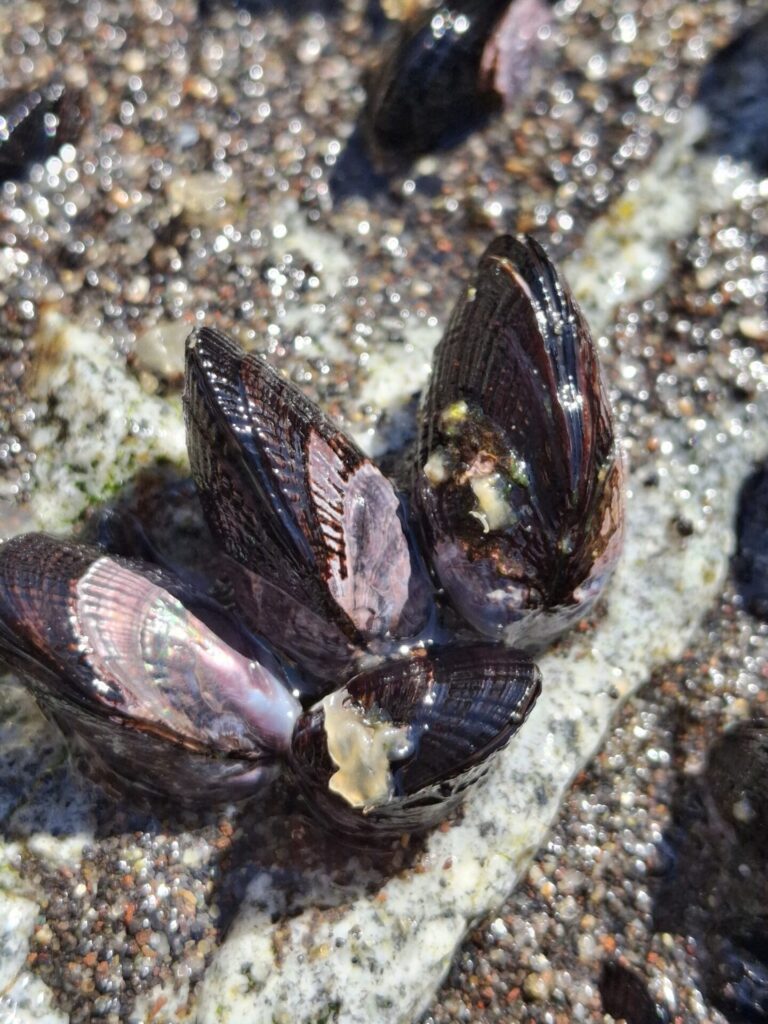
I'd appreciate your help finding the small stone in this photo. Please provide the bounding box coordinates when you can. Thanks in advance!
[523,970,553,1001]
[557,896,580,923]
[538,880,556,901]
[33,923,53,944]
[186,75,217,100]
[557,869,585,895]
[739,316,767,343]
[166,171,243,224]
[124,49,146,74]
[134,320,190,380]
[577,933,596,963]
[529,953,551,972]
[125,275,150,304]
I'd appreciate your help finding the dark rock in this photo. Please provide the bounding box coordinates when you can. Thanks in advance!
[654,720,768,1022]
[711,932,768,1023]
[697,13,768,173]
[706,723,768,850]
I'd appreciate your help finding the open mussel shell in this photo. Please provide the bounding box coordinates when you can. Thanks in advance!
[88,503,346,697]
[363,0,551,168]
[184,326,433,667]
[289,644,541,841]
[414,234,624,650]
[0,533,300,805]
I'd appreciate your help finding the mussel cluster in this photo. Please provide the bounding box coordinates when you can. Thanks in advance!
[0,235,624,841]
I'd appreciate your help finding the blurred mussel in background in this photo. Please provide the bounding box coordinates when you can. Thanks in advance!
[734,461,768,622]
[695,10,768,175]
[0,78,86,183]
[362,0,554,169]
[329,0,554,195]
[654,721,768,1022]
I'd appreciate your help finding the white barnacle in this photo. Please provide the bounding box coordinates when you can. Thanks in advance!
[439,400,469,432]
[322,689,413,810]
[469,473,515,532]
[423,448,449,486]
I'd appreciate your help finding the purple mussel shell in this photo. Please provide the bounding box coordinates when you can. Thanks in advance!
[414,234,624,649]
[219,566,359,685]
[184,326,433,679]
[290,643,540,841]
[0,533,300,805]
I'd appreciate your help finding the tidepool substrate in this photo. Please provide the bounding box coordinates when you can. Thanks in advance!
[0,2,766,1023]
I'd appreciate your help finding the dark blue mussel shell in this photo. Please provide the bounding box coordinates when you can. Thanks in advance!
[290,643,540,841]
[184,326,433,683]
[363,0,551,168]
[734,461,768,621]
[0,533,300,805]
[414,234,624,650]
[0,79,85,183]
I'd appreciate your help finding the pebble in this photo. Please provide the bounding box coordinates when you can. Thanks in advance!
[523,972,554,1002]
[166,172,243,223]
[133,320,191,381]
[125,276,150,305]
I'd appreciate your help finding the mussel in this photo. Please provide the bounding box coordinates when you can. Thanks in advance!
[184,326,433,681]
[734,461,768,621]
[0,533,540,837]
[414,235,624,649]
[290,644,540,840]
[696,11,768,175]
[363,0,552,168]
[0,533,300,804]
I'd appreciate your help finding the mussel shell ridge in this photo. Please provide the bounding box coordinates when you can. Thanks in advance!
[184,326,432,661]
[414,234,624,649]
[289,644,541,840]
[0,533,300,804]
